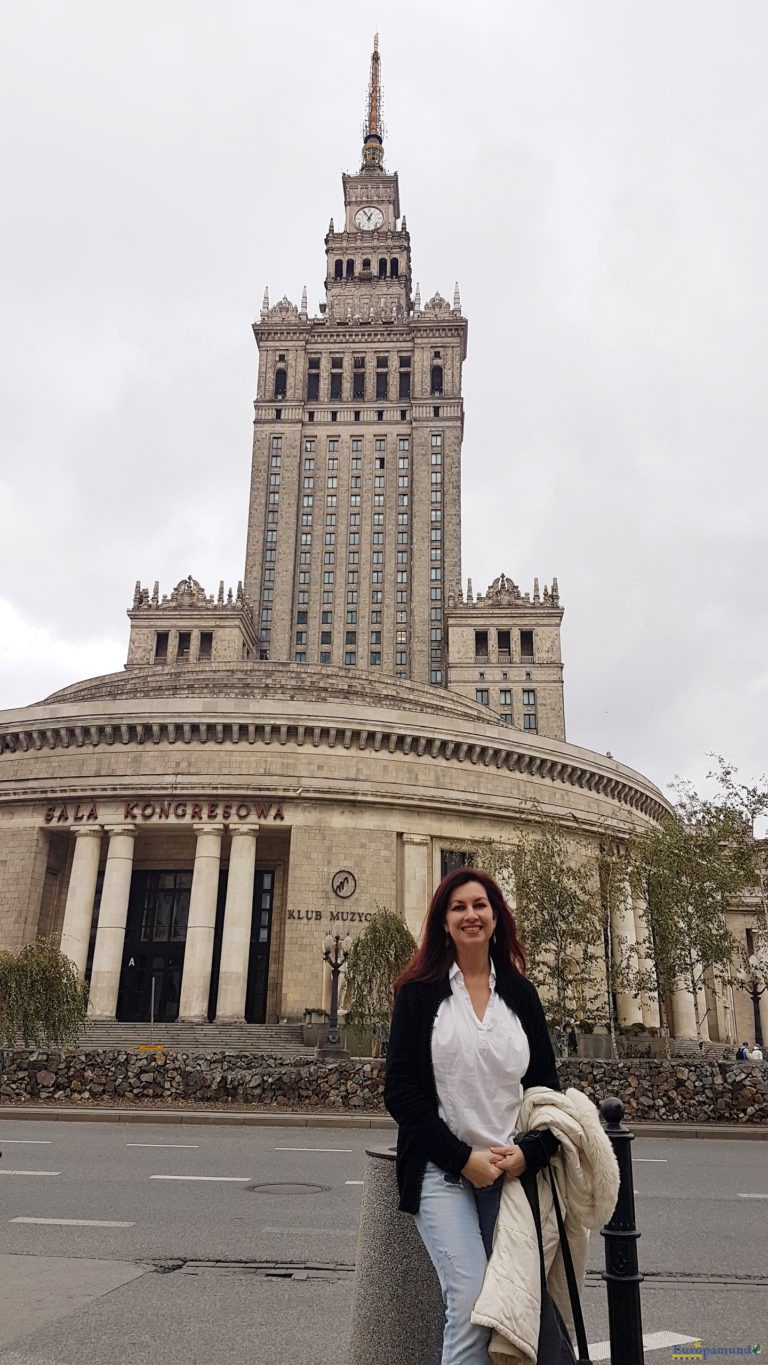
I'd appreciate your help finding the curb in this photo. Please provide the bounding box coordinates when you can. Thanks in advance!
[0,1107,766,1137]
[0,1106,395,1129]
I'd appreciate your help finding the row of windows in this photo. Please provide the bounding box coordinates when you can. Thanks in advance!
[475,687,537,707]
[474,628,535,662]
[332,257,399,280]
[304,435,413,454]
[154,630,213,664]
[259,436,285,659]
[303,363,443,403]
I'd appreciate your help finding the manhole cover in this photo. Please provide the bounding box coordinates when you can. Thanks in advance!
[247,1182,329,1195]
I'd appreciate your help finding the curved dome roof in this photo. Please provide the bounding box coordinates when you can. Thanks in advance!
[40,662,496,725]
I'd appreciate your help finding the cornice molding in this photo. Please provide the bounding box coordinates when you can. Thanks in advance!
[0,714,669,824]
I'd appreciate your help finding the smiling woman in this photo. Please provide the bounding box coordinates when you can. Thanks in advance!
[384,867,560,1365]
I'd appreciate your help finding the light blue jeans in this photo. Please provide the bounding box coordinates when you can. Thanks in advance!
[414,1161,503,1365]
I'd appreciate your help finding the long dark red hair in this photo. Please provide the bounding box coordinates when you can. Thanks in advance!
[395,867,526,992]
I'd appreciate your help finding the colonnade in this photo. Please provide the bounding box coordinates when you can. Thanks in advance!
[58,823,260,1021]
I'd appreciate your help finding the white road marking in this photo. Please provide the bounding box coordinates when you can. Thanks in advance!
[0,1170,60,1177]
[738,1192,768,1199]
[11,1217,135,1228]
[149,1175,250,1182]
[0,1139,53,1144]
[274,1147,352,1153]
[588,1330,696,1360]
[634,1158,668,1163]
[345,1180,364,1186]
[126,1143,200,1149]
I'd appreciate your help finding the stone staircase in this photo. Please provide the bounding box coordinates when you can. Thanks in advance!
[78,1021,314,1056]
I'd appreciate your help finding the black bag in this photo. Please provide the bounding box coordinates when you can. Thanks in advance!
[521,1167,590,1365]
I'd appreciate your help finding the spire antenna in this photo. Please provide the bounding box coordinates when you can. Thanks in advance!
[361,34,385,172]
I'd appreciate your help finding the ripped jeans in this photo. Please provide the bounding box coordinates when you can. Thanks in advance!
[414,1161,504,1365]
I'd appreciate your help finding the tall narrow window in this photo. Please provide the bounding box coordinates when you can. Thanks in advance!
[177,631,191,662]
[274,367,287,400]
[520,630,534,662]
[361,258,371,275]
[154,631,168,663]
[198,632,213,661]
[497,629,511,661]
[346,259,354,279]
[307,356,320,402]
[474,630,489,661]
[431,364,443,396]
[390,258,399,278]
[398,354,411,399]
[330,356,342,401]
[334,259,343,279]
[353,356,365,401]
[378,258,387,278]
[376,355,388,401]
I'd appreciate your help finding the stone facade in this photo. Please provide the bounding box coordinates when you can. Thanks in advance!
[0,663,668,1024]
[241,44,466,688]
[0,38,682,1040]
[445,574,565,741]
[2,1051,766,1125]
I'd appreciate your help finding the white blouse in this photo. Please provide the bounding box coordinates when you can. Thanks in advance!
[431,961,530,1150]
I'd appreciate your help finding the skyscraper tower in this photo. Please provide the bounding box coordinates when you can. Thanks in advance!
[243,36,467,685]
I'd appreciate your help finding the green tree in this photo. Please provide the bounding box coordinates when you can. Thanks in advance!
[510,825,605,1045]
[343,907,417,1041]
[707,754,768,932]
[0,938,88,1048]
[443,829,609,1048]
[629,784,755,1043]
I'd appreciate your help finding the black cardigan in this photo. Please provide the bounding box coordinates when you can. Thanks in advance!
[384,961,560,1213]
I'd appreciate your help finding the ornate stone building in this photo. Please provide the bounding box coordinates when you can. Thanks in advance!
[3,36,727,1041]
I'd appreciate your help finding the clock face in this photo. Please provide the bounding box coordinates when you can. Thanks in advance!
[354,205,385,231]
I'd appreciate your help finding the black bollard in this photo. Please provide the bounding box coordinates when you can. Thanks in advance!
[599,1096,644,1365]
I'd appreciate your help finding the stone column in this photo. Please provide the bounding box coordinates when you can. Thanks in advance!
[215,826,258,1022]
[632,896,660,1029]
[758,988,768,1049]
[401,834,431,943]
[88,826,136,1020]
[670,981,698,1039]
[179,824,224,1022]
[611,880,643,1027]
[59,827,103,977]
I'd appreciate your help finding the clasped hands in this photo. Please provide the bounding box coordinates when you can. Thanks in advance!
[461,1143,527,1188]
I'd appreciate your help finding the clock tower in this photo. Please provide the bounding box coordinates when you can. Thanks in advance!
[243,36,467,686]
[325,37,411,326]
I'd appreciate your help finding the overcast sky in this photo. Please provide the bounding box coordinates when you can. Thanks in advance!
[1,0,766,807]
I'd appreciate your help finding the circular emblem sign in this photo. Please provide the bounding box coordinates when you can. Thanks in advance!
[332,869,357,899]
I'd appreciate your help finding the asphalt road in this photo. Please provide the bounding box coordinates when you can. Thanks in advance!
[0,1120,765,1363]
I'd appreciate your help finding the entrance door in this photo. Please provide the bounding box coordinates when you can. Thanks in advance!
[117,870,191,1022]
[245,870,275,1024]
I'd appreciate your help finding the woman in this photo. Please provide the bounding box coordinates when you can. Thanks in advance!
[384,866,560,1365]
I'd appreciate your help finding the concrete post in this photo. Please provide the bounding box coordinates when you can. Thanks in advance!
[347,1147,443,1365]
[179,824,223,1021]
[59,827,102,977]
[215,826,258,1021]
[88,825,136,1019]
[401,834,431,942]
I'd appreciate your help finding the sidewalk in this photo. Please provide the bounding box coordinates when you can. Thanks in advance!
[0,1105,766,1137]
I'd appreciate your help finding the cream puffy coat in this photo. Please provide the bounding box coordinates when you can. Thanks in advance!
[471,1086,620,1364]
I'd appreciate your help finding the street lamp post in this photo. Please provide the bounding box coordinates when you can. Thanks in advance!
[318,932,353,1058]
[734,947,768,1047]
